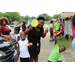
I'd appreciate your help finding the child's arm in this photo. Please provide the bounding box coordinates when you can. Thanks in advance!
[13,36,20,44]
[55,35,57,45]
[16,43,19,60]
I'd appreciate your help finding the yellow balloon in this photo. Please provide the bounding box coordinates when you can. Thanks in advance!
[31,19,38,27]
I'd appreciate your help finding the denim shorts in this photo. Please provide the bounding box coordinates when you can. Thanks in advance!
[72,39,75,54]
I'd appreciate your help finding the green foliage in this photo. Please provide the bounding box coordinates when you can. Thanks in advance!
[38,13,52,21]
[0,12,22,23]
[52,14,60,19]
[0,12,60,24]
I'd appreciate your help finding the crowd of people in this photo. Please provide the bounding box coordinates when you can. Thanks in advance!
[0,17,49,62]
[1,15,75,62]
[49,19,64,42]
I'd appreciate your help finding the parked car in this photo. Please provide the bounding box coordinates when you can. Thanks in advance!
[0,40,17,62]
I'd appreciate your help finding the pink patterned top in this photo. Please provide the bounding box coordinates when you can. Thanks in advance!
[71,24,75,39]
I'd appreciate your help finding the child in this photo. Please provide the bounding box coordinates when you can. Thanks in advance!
[50,20,54,42]
[59,23,63,40]
[54,19,60,41]
[48,34,66,62]
[13,27,20,46]
[16,32,31,62]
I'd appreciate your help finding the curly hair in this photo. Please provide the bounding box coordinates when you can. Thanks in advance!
[37,17,45,21]
[0,17,9,25]
[72,14,75,28]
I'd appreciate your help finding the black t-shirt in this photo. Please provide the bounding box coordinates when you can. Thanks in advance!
[28,27,44,57]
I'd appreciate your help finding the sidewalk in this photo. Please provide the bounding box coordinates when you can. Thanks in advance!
[62,48,75,62]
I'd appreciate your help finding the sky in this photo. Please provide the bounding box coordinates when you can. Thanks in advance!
[19,12,62,17]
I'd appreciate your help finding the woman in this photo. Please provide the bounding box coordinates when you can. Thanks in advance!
[0,17,11,42]
[71,15,75,54]
[22,21,26,32]
[25,17,48,62]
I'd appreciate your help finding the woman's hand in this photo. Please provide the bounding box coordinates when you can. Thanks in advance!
[29,26,33,30]
[1,34,5,37]
[25,26,33,35]
[45,28,48,34]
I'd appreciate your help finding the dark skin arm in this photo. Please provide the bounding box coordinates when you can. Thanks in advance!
[42,28,48,38]
[72,30,75,39]
[25,26,33,35]
[42,32,47,38]
[12,36,20,44]
[16,43,19,60]
[55,35,57,45]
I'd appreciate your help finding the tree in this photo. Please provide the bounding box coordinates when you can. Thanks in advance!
[24,15,30,23]
[37,13,52,21]
[0,12,6,17]
[52,14,60,19]
[31,16,36,19]
[5,12,22,23]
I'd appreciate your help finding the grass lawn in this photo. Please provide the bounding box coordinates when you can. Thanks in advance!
[57,36,70,48]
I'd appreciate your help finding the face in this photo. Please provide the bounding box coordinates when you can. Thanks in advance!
[14,29,18,34]
[56,20,59,23]
[2,20,6,26]
[20,32,26,40]
[23,21,26,24]
[59,46,65,52]
[39,20,44,27]
[37,20,44,28]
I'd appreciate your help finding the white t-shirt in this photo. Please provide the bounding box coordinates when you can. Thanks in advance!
[50,24,53,28]
[18,39,29,58]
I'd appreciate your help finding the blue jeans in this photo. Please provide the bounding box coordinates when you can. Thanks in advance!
[72,39,75,54]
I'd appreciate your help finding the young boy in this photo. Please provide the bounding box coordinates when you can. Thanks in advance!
[16,32,31,62]
[48,34,66,62]
[54,19,60,41]
[50,20,54,42]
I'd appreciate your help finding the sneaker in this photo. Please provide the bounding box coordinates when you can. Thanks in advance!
[50,40,53,42]
[52,39,54,41]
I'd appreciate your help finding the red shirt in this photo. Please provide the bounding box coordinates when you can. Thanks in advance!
[0,26,11,36]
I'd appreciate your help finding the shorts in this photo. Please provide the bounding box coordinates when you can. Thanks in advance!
[72,39,75,54]
[50,28,53,37]
[60,32,63,35]
[20,57,30,62]
[56,30,60,36]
